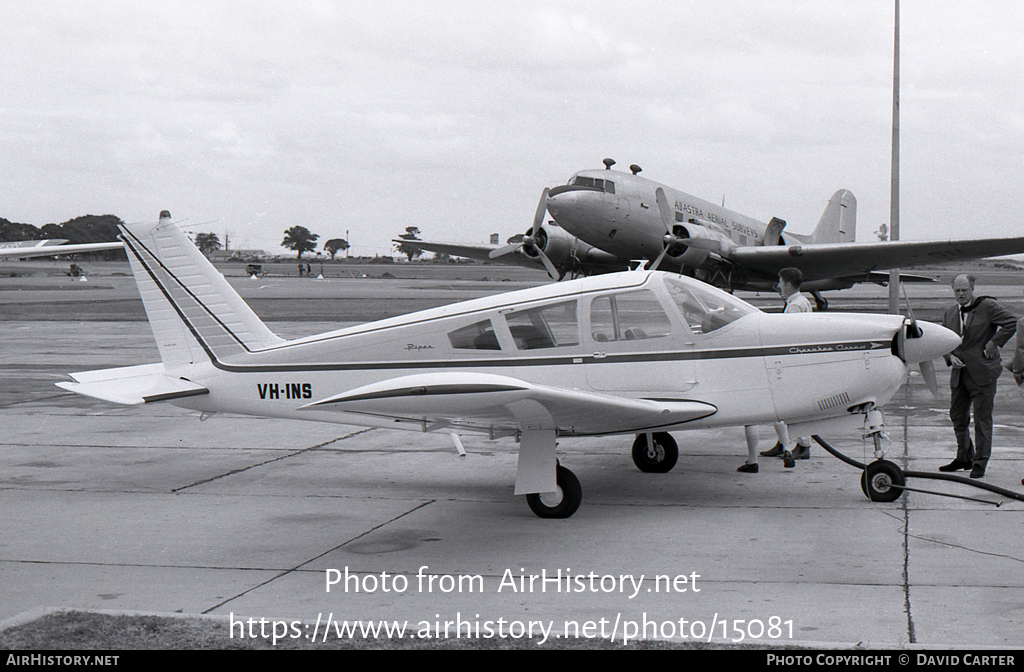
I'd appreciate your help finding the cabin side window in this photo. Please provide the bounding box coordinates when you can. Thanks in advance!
[504,300,579,350]
[447,319,501,350]
[589,290,672,343]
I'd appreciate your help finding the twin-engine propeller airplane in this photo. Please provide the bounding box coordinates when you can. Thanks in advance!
[60,212,1012,519]
[0,239,124,259]
[544,159,1024,308]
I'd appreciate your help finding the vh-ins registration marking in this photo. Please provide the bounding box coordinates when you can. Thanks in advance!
[257,383,312,400]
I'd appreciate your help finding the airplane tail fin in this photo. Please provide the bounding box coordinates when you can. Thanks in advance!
[811,189,856,244]
[119,211,284,366]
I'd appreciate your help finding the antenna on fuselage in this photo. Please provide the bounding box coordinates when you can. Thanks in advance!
[603,158,616,170]
[630,164,642,175]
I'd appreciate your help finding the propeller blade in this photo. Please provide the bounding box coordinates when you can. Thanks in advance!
[920,360,939,397]
[532,187,550,237]
[488,243,519,259]
[536,247,560,280]
[899,281,922,336]
[648,238,672,272]
[655,187,673,232]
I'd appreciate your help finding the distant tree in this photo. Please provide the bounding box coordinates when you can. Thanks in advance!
[282,226,320,258]
[324,238,350,259]
[506,233,525,245]
[395,226,423,262]
[194,232,222,257]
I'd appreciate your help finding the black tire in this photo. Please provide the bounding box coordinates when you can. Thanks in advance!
[631,432,679,473]
[860,460,906,502]
[526,465,582,518]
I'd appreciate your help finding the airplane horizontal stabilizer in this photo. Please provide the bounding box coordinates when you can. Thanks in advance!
[302,372,716,434]
[57,362,208,405]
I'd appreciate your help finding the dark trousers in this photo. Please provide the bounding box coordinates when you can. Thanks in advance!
[949,369,996,466]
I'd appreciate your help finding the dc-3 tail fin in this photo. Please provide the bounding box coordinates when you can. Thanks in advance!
[811,189,857,244]
[120,210,284,366]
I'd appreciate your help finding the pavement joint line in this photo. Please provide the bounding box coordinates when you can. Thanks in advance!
[169,428,377,493]
[200,499,436,615]
[899,387,917,645]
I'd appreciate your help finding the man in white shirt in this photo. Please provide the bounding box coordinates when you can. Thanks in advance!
[755,268,813,468]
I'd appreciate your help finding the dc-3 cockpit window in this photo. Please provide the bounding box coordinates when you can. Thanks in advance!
[505,300,579,350]
[570,175,616,194]
[448,319,501,350]
[663,276,757,334]
[590,290,672,343]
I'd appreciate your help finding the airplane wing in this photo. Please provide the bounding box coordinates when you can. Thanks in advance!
[0,240,124,259]
[728,236,1024,281]
[392,239,508,264]
[301,371,717,436]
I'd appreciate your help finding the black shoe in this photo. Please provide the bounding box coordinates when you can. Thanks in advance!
[760,442,784,457]
[939,459,972,472]
[792,445,811,460]
[737,463,758,473]
[783,450,795,468]
[969,465,986,479]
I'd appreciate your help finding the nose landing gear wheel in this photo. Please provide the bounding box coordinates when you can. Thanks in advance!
[861,459,906,502]
[631,432,679,473]
[526,465,582,518]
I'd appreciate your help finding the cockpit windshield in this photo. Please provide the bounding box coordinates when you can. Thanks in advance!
[662,276,757,334]
[570,175,616,194]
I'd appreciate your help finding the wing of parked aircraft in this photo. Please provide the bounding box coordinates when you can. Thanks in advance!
[728,236,1024,283]
[301,371,717,436]
[0,239,124,259]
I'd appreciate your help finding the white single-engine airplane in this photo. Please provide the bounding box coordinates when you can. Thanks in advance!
[0,239,124,259]
[535,160,1024,308]
[59,211,971,518]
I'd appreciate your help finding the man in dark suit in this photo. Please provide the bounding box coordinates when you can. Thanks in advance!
[940,274,1017,478]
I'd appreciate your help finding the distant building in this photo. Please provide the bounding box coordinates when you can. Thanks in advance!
[211,249,266,262]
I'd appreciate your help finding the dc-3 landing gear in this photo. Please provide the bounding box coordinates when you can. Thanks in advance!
[631,432,679,473]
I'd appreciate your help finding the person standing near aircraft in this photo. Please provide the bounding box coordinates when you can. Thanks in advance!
[939,274,1017,479]
[737,426,760,473]
[1009,317,1024,400]
[756,268,815,469]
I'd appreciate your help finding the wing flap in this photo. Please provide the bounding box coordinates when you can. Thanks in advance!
[57,363,209,405]
[301,372,717,434]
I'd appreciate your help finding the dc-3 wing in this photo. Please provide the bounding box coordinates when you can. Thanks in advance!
[57,363,209,405]
[729,236,1024,281]
[300,371,717,436]
[391,239,543,270]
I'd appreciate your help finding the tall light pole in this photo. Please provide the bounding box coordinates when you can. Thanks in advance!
[888,0,901,315]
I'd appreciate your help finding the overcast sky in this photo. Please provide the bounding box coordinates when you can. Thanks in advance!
[2,1,1022,257]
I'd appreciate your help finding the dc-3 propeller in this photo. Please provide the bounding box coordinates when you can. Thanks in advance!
[647,187,724,272]
[489,187,561,280]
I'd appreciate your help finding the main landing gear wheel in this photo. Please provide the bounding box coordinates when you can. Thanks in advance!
[631,432,679,473]
[860,460,906,502]
[526,465,582,518]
